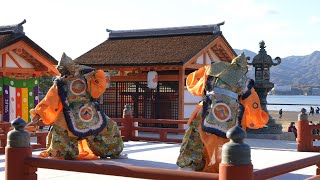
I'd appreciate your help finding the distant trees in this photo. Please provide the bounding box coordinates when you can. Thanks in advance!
[39,75,54,94]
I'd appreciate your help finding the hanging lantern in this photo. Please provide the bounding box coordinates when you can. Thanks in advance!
[104,71,111,89]
[147,71,158,89]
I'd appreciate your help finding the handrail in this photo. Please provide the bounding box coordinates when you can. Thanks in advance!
[25,157,219,180]
[268,103,320,106]
[113,118,187,143]
[6,108,320,180]
[254,154,320,180]
[114,118,188,124]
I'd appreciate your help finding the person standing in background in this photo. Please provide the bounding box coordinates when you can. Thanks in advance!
[309,107,315,116]
[279,109,283,119]
[287,122,297,138]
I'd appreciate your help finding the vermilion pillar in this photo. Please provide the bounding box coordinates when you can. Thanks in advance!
[5,118,36,180]
[297,108,312,152]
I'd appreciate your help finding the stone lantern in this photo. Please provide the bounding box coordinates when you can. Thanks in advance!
[247,40,283,134]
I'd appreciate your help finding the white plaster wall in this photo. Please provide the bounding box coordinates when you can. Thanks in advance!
[205,53,210,65]
[10,51,34,68]
[5,54,18,68]
[196,54,203,64]
[184,104,198,118]
[184,89,202,103]
[184,87,201,120]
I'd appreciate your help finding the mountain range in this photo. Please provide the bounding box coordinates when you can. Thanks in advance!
[234,49,320,87]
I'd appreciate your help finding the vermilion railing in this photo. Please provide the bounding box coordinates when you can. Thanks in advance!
[254,155,320,180]
[24,157,219,180]
[113,118,187,143]
[4,109,320,180]
[297,110,320,152]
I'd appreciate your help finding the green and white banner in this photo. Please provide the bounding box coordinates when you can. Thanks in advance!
[1,77,39,122]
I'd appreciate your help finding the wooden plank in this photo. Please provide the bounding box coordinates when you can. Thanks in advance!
[184,102,199,106]
[89,65,180,72]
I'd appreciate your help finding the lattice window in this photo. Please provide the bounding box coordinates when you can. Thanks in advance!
[101,81,179,127]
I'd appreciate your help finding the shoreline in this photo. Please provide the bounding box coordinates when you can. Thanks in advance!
[269,110,320,131]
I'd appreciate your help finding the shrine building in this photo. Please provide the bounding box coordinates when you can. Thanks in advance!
[75,22,237,123]
[0,20,59,122]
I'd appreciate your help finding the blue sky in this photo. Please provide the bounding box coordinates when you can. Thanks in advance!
[1,0,319,60]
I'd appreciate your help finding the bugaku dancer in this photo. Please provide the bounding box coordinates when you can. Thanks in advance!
[30,53,125,160]
[177,53,268,172]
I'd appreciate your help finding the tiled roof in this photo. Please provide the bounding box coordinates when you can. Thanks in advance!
[75,23,224,66]
[0,20,57,65]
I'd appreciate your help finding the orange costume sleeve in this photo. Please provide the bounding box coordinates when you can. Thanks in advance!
[239,88,269,130]
[186,65,210,96]
[30,84,63,125]
[85,70,107,98]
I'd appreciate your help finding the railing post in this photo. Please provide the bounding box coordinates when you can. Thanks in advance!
[316,162,320,175]
[297,108,312,152]
[219,126,253,180]
[5,118,37,180]
[123,104,135,141]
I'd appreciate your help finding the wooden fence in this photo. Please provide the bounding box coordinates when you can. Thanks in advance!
[114,118,187,143]
[4,108,320,180]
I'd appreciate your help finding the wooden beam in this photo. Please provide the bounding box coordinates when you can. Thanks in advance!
[0,42,19,55]
[186,63,204,69]
[6,52,22,68]
[110,74,178,82]
[203,51,207,65]
[0,67,37,74]
[178,67,185,120]
[34,66,49,71]
[119,71,125,76]
[207,50,214,62]
[210,47,218,61]
[88,65,180,72]
[0,94,3,119]
[184,102,200,106]
[2,54,6,76]
[18,41,60,75]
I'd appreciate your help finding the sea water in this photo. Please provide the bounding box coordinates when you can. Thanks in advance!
[267,95,320,112]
